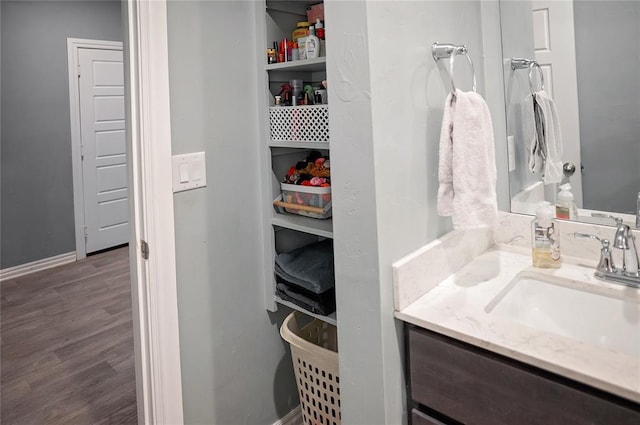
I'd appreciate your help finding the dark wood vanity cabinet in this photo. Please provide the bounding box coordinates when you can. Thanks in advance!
[407,325,640,425]
[411,408,447,425]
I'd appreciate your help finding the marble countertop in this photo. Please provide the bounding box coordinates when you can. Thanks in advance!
[394,244,640,403]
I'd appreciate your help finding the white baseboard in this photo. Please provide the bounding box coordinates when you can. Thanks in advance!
[0,252,77,282]
[273,406,302,425]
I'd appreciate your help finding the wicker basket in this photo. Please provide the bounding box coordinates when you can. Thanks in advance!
[280,312,340,425]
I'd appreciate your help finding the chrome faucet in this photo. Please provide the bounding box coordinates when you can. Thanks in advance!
[613,218,640,278]
[573,218,640,288]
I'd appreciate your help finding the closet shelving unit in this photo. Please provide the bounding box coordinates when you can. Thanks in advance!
[257,0,335,325]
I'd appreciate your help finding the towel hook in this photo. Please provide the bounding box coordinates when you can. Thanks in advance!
[432,42,477,95]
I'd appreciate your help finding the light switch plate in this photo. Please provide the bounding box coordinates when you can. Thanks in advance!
[172,152,207,193]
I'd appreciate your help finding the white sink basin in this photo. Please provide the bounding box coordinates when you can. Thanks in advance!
[485,271,640,357]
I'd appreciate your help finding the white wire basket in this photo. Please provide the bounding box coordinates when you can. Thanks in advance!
[270,105,329,143]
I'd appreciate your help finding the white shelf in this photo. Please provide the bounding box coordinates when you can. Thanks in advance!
[272,211,333,238]
[265,1,308,17]
[266,57,326,73]
[269,141,329,149]
[275,296,337,326]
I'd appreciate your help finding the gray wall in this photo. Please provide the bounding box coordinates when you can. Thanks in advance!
[0,0,122,268]
[166,1,298,423]
[574,1,640,214]
[499,0,539,200]
[327,1,499,422]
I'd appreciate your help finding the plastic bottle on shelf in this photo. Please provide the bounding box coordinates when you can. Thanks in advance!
[290,79,303,103]
[315,19,325,57]
[297,36,307,60]
[531,202,561,268]
[291,42,300,61]
[314,18,325,39]
[305,25,320,59]
[555,183,578,220]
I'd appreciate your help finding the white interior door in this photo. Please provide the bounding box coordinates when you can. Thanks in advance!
[78,47,128,253]
[531,0,584,207]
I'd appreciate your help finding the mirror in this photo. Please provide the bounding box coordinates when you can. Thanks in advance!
[500,0,639,225]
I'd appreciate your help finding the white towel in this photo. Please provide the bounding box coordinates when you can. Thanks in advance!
[526,93,546,174]
[535,90,563,184]
[437,89,497,229]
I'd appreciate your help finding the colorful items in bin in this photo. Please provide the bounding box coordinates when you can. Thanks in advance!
[275,187,332,219]
[283,188,326,208]
[283,152,330,187]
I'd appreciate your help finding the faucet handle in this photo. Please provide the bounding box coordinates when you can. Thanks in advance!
[591,213,624,227]
[573,232,604,243]
[591,213,615,220]
[572,233,616,273]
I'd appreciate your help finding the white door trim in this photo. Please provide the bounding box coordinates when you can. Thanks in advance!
[67,38,124,261]
[125,1,184,424]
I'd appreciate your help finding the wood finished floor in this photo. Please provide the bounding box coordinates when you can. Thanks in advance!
[1,247,137,425]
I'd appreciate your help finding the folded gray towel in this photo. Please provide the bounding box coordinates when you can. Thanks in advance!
[274,239,334,294]
[276,282,335,316]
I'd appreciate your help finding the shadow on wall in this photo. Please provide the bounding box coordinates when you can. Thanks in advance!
[270,310,300,419]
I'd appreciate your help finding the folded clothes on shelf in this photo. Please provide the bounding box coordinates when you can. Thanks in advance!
[274,239,334,294]
[276,282,336,316]
[275,239,335,315]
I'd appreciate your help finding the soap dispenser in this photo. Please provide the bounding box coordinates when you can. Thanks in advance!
[556,183,578,220]
[532,202,561,268]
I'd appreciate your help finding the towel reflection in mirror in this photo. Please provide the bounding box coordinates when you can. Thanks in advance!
[526,89,564,184]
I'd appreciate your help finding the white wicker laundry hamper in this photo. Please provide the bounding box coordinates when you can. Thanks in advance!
[281,312,340,425]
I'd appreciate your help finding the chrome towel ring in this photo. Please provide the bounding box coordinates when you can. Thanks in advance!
[432,42,477,95]
[511,57,545,95]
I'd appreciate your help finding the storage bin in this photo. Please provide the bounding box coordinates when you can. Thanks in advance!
[282,183,331,209]
[280,312,340,425]
[270,105,329,143]
[274,196,332,220]
[275,183,332,219]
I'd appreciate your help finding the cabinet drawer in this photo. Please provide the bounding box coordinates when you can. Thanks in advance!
[408,326,640,425]
[411,408,447,425]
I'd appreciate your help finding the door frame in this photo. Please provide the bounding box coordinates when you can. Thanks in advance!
[124,1,184,424]
[67,37,124,261]
[68,1,185,422]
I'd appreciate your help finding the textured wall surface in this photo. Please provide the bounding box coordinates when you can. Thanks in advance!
[166,1,298,423]
[328,1,496,423]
